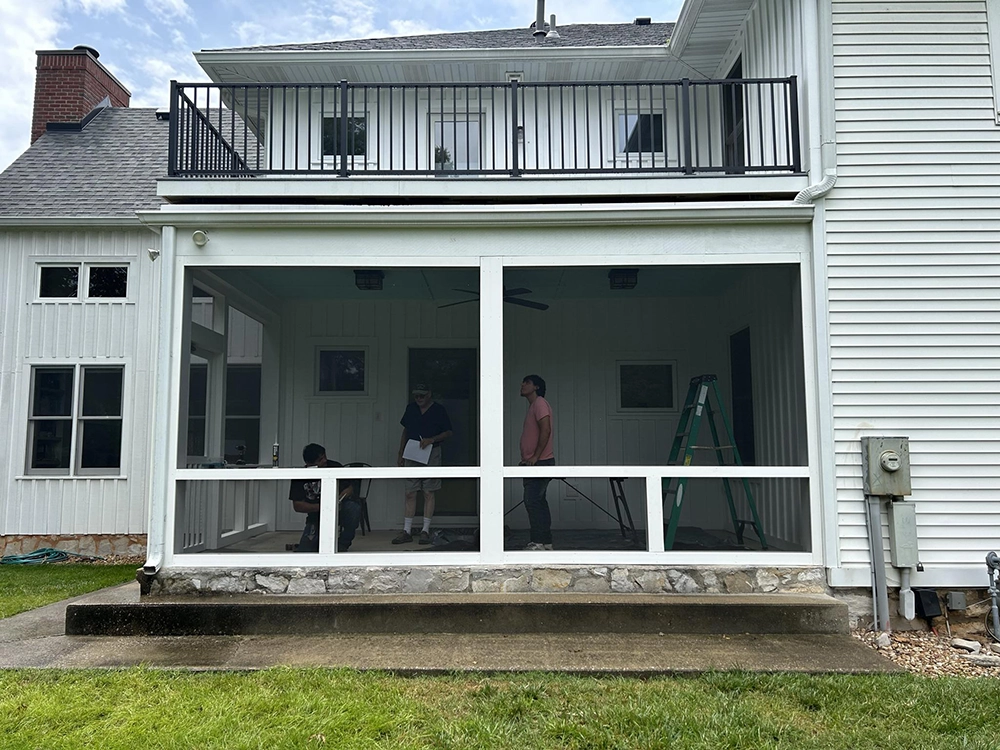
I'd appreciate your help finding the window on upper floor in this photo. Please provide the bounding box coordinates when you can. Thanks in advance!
[431,114,482,171]
[27,365,124,475]
[322,115,368,157]
[616,113,665,154]
[37,263,128,300]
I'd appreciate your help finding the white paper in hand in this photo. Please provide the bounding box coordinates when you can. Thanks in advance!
[402,438,432,465]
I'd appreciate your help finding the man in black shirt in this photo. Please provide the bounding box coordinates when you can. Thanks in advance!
[288,443,361,552]
[393,384,452,544]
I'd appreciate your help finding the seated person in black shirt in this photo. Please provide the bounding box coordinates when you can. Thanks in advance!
[288,443,361,552]
[393,384,452,545]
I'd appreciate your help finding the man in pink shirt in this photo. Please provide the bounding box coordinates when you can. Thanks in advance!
[519,374,555,550]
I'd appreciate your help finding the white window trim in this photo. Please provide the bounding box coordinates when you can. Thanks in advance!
[606,96,677,167]
[311,102,376,169]
[988,0,1000,124]
[24,363,127,477]
[34,262,131,303]
[84,263,131,301]
[614,358,678,414]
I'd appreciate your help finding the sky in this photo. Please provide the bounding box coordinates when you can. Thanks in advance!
[0,0,684,172]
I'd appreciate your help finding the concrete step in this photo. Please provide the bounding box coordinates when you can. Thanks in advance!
[66,592,848,637]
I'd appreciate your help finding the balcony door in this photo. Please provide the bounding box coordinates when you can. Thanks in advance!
[722,58,746,174]
[431,115,482,171]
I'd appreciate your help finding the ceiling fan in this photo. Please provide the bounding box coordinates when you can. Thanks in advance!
[438,287,549,311]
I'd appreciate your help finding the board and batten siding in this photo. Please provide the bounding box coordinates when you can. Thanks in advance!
[828,0,1000,582]
[0,228,160,537]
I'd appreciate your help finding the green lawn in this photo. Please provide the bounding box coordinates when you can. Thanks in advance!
[0,564,137,618]
[1,669,998,749]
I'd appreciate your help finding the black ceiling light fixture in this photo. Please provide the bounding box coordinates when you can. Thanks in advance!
[608,268,639,290]
[354,270,384,291]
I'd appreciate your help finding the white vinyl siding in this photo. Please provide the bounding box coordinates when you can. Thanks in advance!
[828,0,1000,580]
[0,228,160,536]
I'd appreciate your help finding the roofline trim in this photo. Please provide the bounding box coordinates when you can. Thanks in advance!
[0,217,146,227]
[669,0,704,57]
[195,44,672,67]
[136,201,813,229]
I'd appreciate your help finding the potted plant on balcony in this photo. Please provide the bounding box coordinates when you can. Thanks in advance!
[434,146,454,172]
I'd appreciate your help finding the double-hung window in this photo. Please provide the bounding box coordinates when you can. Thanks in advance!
[27,365,124,475]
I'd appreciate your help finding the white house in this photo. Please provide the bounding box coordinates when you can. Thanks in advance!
[1,0,998,608]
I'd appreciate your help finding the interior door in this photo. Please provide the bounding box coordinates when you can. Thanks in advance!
[408,347,478,516]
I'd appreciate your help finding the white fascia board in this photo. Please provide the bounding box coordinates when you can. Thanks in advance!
[829,566,993,589]
[138,201,814,228]
[194,45,672,81]
[669,0,705,57]
[157,175,808,202]
[0,216,144,227]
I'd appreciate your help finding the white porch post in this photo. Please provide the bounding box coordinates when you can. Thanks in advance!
[479,256,505,563]
[143,225,176,573]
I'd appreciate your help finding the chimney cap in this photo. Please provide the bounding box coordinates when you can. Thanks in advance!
[634,17,652,25]
[73,44,100,59]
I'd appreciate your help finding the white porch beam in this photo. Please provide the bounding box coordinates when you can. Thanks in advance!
[478,256,506,564]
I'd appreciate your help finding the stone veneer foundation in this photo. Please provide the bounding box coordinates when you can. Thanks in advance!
[0,534,146,558]
[148,565,830,598]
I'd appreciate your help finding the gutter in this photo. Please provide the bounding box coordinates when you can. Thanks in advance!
[0,216,146,227]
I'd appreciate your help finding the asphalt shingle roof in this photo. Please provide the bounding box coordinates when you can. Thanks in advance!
[207,22,673,53]
[0,107,167,218]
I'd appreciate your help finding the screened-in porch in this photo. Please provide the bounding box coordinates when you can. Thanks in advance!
[169,257,812,565]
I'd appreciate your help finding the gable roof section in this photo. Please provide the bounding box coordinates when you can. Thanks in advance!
[205,22,673,53]
[0,108,167,219]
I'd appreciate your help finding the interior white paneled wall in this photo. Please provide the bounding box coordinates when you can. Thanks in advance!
[273,270,806,543]
[829,0,1000,574]
[0,228,161,536]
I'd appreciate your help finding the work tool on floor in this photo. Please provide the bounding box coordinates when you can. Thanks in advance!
[505,478,639,547]
[663,374,767,550]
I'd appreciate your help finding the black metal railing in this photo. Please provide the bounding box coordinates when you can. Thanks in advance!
[167,78,801,178]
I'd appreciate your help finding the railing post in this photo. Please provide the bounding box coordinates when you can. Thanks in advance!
[168,80,179,176]
[510,79,521,177]
[339,79,350,177]
[681,78,693,175]
[788,75,802,173]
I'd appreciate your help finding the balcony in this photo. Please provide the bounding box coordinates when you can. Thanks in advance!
[167,78,802,179]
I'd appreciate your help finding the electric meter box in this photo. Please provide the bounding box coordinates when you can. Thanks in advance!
[861,436,911,496]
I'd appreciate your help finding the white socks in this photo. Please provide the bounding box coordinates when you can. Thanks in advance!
[403,517,413,533]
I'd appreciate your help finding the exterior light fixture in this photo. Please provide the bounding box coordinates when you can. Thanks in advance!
[354,270,385,291]
[608,268,639,290]
[191,230,209,247]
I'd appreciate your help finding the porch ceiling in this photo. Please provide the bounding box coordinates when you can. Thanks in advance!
[209,265,748,303]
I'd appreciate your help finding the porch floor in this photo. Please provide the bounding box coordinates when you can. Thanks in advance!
[202,526,754,554]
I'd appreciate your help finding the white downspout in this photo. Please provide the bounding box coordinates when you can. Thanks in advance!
[799,0,841,579]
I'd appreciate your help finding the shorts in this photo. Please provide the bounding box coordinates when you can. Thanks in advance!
[404,445,443,493]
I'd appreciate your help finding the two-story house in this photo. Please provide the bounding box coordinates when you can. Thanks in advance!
[1,0,998,616]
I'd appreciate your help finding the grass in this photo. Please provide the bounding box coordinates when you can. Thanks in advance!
[0,669,999,749]
[0,564,137,619]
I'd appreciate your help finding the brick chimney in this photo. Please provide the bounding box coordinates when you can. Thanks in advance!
[30,45,130,144]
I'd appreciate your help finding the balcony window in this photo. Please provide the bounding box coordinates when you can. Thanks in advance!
[617,113,665,154]
[322,116,367,157]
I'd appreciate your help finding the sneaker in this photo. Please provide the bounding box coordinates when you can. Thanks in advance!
[418,530,432,545]
[523,542,547,551]
[391,531,413,544]
[543,544,555,550]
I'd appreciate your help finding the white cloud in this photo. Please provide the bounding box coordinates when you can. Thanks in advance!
[0,0,61,172]
[70,0,128,14]
[144,0,192,23]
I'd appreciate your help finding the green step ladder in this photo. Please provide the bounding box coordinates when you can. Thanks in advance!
[663,374,768,550]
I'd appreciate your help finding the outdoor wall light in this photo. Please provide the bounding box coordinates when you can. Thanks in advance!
[192,230,210,247]
[608,268,639,290]
[354,270,385,291]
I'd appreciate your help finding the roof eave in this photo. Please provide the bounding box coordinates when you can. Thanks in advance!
[194,44,671,71]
